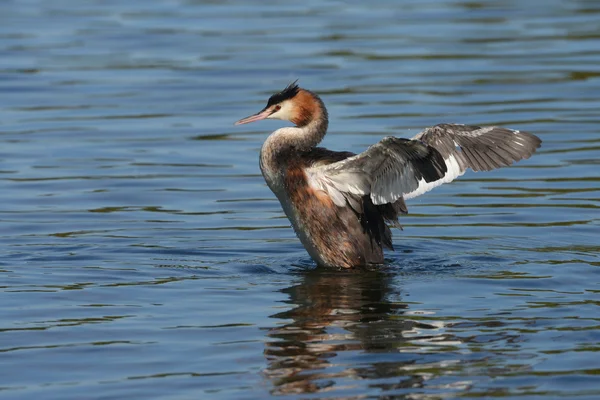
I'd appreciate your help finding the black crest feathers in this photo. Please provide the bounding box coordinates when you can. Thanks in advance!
[266,80,300,107]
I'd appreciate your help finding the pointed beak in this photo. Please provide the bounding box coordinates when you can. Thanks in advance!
[234,109,271,125]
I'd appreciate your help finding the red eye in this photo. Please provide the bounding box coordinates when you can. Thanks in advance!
[274,105,281,111]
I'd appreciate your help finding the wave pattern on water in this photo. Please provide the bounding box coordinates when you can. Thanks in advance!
[1,0,599,399]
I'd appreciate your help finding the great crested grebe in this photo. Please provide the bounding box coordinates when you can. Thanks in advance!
[235,82,541,269]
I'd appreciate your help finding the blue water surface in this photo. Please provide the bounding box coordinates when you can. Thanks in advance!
[1,0,599,399]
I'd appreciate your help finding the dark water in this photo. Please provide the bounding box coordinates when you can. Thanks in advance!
[1,1,599,399]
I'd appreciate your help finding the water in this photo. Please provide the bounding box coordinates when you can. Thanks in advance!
[1,0,599,398]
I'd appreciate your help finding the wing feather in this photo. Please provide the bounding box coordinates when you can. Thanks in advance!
[413,124,541,172]
[307,137,448,206]
[307,124,541,207]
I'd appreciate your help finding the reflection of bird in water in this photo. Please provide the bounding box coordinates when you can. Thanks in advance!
[263,270,451,395]
[236,82,542,268]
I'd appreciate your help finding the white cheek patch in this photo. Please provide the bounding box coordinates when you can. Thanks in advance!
[267,101,294,121]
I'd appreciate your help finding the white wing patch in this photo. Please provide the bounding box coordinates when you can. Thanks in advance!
[403,154,464,200]
[307,153,466,206]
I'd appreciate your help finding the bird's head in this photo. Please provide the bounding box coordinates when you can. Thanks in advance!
[235,81,323,127]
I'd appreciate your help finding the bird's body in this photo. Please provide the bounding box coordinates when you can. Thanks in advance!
[236,82,541,268]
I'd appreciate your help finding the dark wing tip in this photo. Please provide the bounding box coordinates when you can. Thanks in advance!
[415,124,542,172]
[266,79,300,106]
[510,129,542,157]
[524,130,542,149]
[463,128,542,171]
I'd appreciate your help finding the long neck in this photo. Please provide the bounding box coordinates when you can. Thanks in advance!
[260,94,328,178]
[272,115,328,150]
[277,91,329,150]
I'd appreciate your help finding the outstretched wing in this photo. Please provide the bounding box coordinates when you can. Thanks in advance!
[306,124,541,206]
[413,123,541,172]
[306,137,449,206]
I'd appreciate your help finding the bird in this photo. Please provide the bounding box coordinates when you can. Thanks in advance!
[235,81,542,269]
